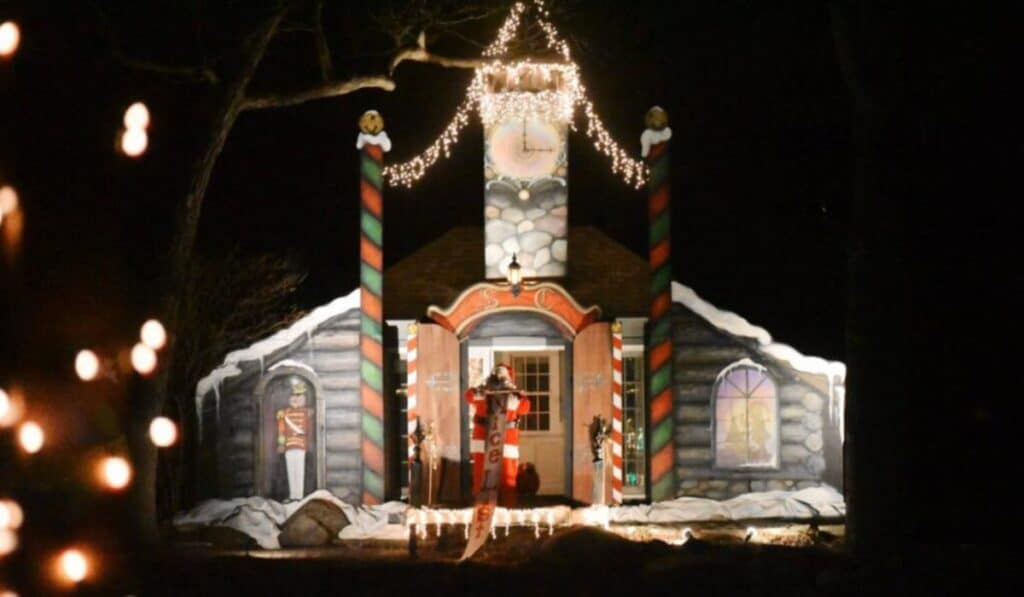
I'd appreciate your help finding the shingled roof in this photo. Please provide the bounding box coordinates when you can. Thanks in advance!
[383,226,649,320]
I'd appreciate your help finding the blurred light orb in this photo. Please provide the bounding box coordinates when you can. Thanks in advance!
[18,421,44,454]
[0,500,24,530]
[75,350,100,381]
[99,456,132,490]
[0,22,19,57]
[130,343,157,375]
[120,127,148,157]
[140,319,167,350]
[149,416,177,447]
[123,102,150,130]
[0,530,17,557]
[57,549,89,583]
[0,186,17,215]
[0,589,19,597]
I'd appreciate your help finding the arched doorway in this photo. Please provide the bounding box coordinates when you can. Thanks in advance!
[254,366,325,501]
[412,282,613,504]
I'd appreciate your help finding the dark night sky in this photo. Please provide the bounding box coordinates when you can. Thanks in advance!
[0,0,1019,548]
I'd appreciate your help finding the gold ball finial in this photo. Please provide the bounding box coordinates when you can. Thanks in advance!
[645,106,669,131]
[359,110,385,135]
[611,320,624,334]
[408,321,420,336]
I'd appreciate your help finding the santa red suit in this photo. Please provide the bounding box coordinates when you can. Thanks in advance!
[466,364,530,506]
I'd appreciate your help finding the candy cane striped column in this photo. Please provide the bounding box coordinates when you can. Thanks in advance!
[357,113,390,505]
[643,107,675,502]
[611,320,624,505]
[406,322,419,483]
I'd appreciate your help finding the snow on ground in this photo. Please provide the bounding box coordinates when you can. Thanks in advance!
[610,486,846,524]
[174,487,844,549]
[173,489,405,549]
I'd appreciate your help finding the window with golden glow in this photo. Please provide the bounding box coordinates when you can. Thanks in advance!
[713,362,779,469]
[512,356,551,431]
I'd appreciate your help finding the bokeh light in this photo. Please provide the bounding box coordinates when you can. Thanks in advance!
[120,127,148,157]
[0,387,23,428]
[0,500,24,530]
[75,349,100,381]
[130,343,157,375]
[18,421,44,454]
[0,186,17,215]
[123,102,150,130]
[149,416,178,447]
[57,548,90,583]
[0,22,19,57]
[0,530,17,557]
[98,456,132,490]
[140,319,167,350]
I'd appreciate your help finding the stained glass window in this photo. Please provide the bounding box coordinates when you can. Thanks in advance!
[713,363,779,469]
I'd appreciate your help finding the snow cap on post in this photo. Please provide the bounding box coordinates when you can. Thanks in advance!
[356,110,392,152]
[641,105,672,158]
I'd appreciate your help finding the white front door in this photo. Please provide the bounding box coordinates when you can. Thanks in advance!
[497,351,565,496]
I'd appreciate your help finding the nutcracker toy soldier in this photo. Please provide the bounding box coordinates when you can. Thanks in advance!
[465,364,530,506]
[277,377,313,500]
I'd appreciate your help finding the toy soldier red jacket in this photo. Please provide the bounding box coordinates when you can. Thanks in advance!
[277,407,310,451]
[465,387,530,506]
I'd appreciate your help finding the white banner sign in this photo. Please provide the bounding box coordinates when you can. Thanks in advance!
[460,394,507,561]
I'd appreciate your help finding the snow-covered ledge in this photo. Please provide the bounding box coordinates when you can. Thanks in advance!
[194,288,361,432]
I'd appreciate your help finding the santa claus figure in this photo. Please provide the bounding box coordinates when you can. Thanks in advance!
[277,377,313,500]
[465,363,530,506]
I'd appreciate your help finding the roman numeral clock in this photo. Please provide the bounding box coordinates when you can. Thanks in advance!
[483,62,571,279]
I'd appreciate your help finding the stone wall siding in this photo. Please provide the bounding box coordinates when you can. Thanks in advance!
[671,304,832,500]
[484,178,568,279]
[199,308,365,504]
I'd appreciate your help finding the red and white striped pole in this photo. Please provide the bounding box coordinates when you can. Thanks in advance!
[611,320,624,504]
[406,322,419,482]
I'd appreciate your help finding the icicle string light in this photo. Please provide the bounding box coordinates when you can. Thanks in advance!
[383,0,647,188]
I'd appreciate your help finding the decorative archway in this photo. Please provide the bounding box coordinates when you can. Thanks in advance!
[426,282,601,339]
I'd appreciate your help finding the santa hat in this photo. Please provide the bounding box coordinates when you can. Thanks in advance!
[493,363,515,383]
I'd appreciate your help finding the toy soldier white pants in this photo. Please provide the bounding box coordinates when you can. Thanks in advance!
[285,449,306,500]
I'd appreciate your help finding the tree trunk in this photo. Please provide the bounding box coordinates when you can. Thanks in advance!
[829,1,910,552]
[130,6,290,545]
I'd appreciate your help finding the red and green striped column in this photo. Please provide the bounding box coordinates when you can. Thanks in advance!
[643,106,675,502]
[357,111,390,505]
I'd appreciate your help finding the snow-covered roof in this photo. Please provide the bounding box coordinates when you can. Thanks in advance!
[671,282,846,385]
[195,288,360,423]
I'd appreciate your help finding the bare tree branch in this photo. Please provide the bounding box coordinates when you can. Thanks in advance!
[389,44,485,74]
[242,75,396,110]
[95,7,219,84]
[313,0,335,81]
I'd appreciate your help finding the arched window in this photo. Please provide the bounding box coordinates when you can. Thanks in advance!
[713,360,779,469]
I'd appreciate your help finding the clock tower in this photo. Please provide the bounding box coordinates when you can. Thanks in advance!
[482,62,572,279]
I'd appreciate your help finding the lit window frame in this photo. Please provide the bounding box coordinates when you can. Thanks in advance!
[711,361,781,471]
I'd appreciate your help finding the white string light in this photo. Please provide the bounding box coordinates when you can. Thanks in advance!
[383,0,647,188]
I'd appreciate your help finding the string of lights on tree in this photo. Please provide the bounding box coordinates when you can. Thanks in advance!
[2,20,162,581]
[382,0,648,189]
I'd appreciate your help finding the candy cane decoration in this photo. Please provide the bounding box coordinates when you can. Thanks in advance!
[406,322,419,483]
[357,111,392,505]
[641,106,675,502]
[610,320,624,504]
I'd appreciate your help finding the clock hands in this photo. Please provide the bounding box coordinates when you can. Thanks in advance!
[521,119,554,154]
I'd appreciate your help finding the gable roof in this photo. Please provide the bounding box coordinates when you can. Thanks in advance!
[383,226,649,320]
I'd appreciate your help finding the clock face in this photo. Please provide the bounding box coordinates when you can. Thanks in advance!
[486,119,563,181]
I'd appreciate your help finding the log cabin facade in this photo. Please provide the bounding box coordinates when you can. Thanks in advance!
[194,225,845,506]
